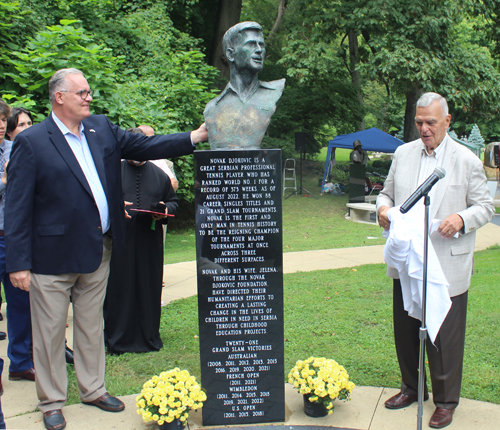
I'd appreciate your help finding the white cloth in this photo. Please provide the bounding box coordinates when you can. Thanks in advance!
[383,206,452,343]
[150,159,175,179]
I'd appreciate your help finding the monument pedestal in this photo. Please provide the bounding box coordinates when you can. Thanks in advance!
[349,164,366,203]
[194,149,284,426]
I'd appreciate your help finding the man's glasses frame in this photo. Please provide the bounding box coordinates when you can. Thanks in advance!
[59,89,94,100]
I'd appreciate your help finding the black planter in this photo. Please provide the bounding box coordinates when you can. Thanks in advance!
[303,394,328,418]
[159,418,185,430]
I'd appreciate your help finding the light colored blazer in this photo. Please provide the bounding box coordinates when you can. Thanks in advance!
[377,135,494,296]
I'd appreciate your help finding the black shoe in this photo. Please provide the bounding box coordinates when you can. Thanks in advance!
[0,331,6,341]
[43,409,66,430]
[83,392,125,412]
[65,345,74,365]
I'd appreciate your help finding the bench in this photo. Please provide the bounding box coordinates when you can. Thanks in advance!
[346,203,377,224]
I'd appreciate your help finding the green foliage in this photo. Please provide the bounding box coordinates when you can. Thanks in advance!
[0,2,220,203]
[469,124,485,147]
[4,21,122,117]
[262,75,363,161]
[241,1,364,159]
[328,161,350,185]
[0,1,24,77]
[370,159,391,173]
[474,0,500,61]
[0,93,45,122]
[354,0,500,139]
[91,5,219,201]
[268,0,500,142]
[362,81,405,134]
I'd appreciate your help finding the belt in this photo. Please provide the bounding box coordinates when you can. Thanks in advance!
[0,230,4,237]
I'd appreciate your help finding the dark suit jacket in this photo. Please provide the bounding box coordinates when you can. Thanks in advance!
[5,114,194,275]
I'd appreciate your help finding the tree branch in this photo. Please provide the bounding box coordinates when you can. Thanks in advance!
[268,0,289,41]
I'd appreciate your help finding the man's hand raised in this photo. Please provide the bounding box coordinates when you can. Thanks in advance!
[190,123,208,145]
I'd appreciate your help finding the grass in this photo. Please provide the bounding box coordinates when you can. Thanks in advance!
[164,163,386,264]
[314,147,351,163]
[64,163,500,409]
[65,246,500,406]
[164,227,197,264]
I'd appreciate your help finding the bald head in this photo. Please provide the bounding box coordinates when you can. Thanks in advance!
[138,125,154,137]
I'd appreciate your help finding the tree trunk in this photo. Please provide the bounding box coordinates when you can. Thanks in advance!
[348,30,364,130]
[403,84,423,142]
[268,0,289,41]
[208,0,242,84]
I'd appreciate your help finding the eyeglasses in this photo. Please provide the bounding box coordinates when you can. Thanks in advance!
[59,89,94,100]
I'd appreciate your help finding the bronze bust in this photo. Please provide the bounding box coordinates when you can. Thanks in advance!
[350,139,368,165]
[204,22,285,150]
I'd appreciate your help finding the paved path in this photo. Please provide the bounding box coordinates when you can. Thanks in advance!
[2,221,500,429]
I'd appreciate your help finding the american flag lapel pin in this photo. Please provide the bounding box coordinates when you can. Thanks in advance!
[89,129,96,133]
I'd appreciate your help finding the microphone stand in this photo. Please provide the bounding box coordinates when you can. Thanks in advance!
[417,194,430,430]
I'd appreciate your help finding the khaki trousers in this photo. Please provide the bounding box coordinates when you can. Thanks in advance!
[30,237,112,412]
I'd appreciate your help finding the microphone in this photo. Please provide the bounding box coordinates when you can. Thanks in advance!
[400,167,446,214]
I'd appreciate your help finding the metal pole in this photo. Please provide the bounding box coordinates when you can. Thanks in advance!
[417,194,430,430]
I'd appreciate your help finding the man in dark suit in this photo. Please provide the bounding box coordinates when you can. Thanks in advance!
[4,68,207,430]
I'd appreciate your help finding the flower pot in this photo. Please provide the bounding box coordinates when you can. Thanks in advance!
[159,419,185,430]
[303,394,328,418]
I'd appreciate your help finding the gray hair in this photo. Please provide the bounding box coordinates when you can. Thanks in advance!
[223,22,263,56]
[416,92,449,116]
[49,68,85,103]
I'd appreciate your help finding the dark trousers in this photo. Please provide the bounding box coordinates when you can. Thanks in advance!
[0,358,4,428]
[0,396,5,429]
[393,279,467,410]
[0,236,33,372]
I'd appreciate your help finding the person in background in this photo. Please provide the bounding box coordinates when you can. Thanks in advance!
[0,107,37,386]
[0,100,10,404]
[104,127,178,354]
[138,124,179,191]
[0,101,10,342]
[138,124,179,292]
[6,107,33,141]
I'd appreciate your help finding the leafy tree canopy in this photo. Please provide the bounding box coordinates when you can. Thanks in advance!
[0,0,219,203]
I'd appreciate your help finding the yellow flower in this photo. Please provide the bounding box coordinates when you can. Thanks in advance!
[136,369,206,425]
[289,357,353,404]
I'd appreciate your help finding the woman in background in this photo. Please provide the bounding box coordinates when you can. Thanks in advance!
[6,107,33,142]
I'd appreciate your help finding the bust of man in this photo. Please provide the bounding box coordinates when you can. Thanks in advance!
[350,139,368,165]
[204,21,285,150]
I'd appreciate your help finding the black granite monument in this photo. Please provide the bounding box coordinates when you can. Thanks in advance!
[194,149,284,426]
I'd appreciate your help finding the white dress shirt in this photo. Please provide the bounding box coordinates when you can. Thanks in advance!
[52,112,109,233]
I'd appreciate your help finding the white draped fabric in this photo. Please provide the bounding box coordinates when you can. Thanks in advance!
[383,206,452,343]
